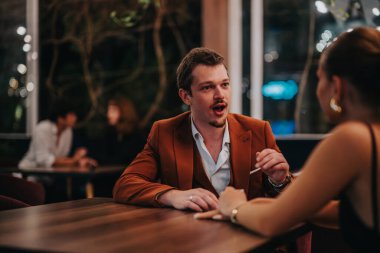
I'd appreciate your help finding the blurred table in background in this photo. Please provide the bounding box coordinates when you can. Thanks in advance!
[0,165,125,199]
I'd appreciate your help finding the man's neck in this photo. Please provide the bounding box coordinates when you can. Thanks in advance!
[55,122,67,136]
[193,119,225,144]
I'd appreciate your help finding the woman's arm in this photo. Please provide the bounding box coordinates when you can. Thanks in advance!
[216,122,368,236]
[309,200,340,229]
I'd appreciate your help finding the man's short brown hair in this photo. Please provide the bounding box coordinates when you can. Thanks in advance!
[176,47,224,94]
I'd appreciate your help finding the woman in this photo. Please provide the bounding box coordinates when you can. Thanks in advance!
[195,26,380,252]
[102,96,145,165]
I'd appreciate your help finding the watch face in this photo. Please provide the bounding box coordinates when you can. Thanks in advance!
[231,208,239,224]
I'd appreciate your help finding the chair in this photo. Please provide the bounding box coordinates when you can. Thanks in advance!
[311,226,354,253]
[0,194,30,211]
[0,174,45,210]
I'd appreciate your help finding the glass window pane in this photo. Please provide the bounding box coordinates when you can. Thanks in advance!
[0,0,27,133]
[260,0,380,135]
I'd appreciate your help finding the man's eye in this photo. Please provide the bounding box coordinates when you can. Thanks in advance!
[201,86,210,90]
[223,82,230,87]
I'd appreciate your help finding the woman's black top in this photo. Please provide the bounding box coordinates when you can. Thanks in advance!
[339,123,380,252]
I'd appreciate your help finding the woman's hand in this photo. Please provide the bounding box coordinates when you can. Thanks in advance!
[193,209,228,220]
[194,187,248,221]
[73,147,88,160]
[218,187,248,217]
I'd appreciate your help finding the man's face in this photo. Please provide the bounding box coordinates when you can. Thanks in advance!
[180,64,230,128]
[64,112,77,128]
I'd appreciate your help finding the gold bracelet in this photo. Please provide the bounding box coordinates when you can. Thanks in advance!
[230,203,245,224]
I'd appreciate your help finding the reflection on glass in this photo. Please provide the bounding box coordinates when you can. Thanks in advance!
[243,0,380,135]
[0,0,27,133]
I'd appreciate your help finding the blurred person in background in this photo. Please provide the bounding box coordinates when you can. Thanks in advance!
[18,100,97,202]
[19,102,97,169]
[99,96,145,165]
[91,96,145,198]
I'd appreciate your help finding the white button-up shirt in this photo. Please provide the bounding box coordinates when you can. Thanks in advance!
[18,120,73,169]
[191,119,231,195]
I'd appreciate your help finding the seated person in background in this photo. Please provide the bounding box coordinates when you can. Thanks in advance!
[90,97,145,198]
[18,101,97,202]
[19,103,97,169]
[113,47,309,253]
[195,27,380,253]
[99,96,145,165]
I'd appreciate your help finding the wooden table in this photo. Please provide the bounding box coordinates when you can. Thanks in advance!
[0,198,310,253]
[1,165,124,199]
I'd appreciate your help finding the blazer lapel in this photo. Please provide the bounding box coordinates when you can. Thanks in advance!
[229,115,252,193]
[174,115,194,190]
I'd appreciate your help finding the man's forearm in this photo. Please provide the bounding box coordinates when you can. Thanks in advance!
[156,189,177,207]
[53,156,78,166]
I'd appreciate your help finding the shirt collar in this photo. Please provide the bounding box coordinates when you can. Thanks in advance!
[190,115,230,146]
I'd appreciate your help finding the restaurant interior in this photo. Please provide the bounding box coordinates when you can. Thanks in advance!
[1,0,379,252]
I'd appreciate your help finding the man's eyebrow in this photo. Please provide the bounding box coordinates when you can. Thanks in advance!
[196,81,214,86]
[197,79,230,86]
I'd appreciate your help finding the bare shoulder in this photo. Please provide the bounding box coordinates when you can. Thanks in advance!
[324,121,372,160]
[330,121,371,143]
[302,121,372,186]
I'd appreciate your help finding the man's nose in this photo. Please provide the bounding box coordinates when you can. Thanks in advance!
[214,85,225,99]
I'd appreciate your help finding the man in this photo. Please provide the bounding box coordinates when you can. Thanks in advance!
[19,103,96,169]
[113,47,292,211]
[113,48,311,253]
[19,102,97,203]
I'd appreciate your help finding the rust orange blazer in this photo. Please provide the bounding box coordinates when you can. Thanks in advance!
[113,111,281,207]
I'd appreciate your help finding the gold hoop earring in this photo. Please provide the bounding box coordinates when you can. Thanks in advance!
[330,98,342,113]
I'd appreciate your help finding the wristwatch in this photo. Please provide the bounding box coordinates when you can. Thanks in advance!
[268,174,292,191]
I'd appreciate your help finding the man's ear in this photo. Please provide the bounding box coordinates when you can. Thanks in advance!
[178,88,191,106]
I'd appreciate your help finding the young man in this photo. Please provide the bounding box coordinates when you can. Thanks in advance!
[19,103,96,169]
[113,47,292,211]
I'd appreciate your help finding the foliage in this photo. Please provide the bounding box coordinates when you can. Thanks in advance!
[39,0,200,137]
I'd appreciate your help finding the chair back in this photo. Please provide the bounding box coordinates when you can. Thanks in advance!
[0,174,45,206]
[0,194,30,211]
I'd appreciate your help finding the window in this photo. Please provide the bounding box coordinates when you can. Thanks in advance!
[242,0,380,135]
[0,0,38,136]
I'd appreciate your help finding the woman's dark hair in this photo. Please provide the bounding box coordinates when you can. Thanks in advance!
[176,47,225,95]
[108,96,139,135]
[322,27,380,108]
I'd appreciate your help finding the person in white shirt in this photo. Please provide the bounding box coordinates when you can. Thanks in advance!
[18,103,97,202]
[19,105,97,169]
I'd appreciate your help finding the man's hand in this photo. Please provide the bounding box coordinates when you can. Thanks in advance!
[73,147,88,160]
[158,188,218,212]
[256,149,289,184]
[78,157,98,168]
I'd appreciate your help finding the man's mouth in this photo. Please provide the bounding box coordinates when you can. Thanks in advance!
[212,103,227,114]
